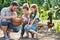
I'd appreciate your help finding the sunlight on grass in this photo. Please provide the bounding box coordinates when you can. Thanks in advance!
[42,20,60,33]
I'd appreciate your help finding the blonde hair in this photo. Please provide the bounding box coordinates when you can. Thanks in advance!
[23,3,29,8]
[30,4,38,13]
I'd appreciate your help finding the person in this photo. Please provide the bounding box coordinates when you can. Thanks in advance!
[1,1,19,40]
[24,4,40,38]
[24,4,54,38]
[0,12,1,26]
[20,3,29,38]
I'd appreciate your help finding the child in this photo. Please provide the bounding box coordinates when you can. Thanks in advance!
[24,4,53,38]
[24,4,40,38]
[20,3,29,38]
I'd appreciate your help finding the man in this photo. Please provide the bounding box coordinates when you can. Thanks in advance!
[1,1,19,40]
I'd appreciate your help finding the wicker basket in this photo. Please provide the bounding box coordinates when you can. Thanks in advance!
[11,16,23,26]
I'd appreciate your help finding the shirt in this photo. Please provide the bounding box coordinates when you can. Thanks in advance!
[22,14,29,22]
[32,12,39,18]
[1,7,17,22]
[30,12,40,21]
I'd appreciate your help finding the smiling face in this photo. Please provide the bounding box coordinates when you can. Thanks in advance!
[30,7,37,14]
[30,4,37,14]
[22,9,29,15]
[30,8,36,13]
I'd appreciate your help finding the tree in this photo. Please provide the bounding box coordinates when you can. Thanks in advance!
[1,0,4,4]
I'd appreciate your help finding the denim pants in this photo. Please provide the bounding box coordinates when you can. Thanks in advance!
[24,22,38,32]
[21,21,28,36]
[1,20,19,32]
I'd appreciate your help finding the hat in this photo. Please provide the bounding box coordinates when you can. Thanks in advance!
[11,1,19,6]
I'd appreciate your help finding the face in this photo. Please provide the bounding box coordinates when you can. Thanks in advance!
[30,8,37,14]
[22,9,28,15]
[11,5,18,12]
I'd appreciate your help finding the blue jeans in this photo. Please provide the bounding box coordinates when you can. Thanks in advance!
[24,22,38,32]
[21,21,28,36]
[1,20,19,32]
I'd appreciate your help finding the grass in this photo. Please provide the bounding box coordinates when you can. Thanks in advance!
[42,20,60,33]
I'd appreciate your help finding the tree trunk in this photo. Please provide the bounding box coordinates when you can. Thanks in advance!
[2,0,4,4]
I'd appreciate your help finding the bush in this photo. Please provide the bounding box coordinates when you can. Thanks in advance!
[43,2,50,11]
[3,0,10,7]
[58,3,60,7]
[0,3,3,11]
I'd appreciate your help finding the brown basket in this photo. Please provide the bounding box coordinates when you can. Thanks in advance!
[11,16,23,26]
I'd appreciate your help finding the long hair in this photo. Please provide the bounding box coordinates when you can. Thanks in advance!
[30,4,38,13]
[30,4,38,18]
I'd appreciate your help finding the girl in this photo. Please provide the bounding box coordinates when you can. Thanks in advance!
[24,4,40,38]
[24,4,53,38]
[20,3,29,38]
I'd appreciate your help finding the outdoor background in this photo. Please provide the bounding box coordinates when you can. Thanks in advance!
[0,0,60,32]
[0,0,60,40]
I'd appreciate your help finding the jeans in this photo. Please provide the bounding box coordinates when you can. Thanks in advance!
[21,21,28,36]
[1,20,19,32]
[24,22,38,32]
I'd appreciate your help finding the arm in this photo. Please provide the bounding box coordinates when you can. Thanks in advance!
[1,16,17,19]
[1,9,17,20]
[30,18,36,25]
[1,16,12,19]
[27,17,29,24]
[1,8,12,20]
[30,12,39,25]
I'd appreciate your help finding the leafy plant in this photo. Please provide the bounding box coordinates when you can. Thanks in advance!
[43,2,50,11]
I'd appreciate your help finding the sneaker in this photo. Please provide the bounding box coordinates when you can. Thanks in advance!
[4,35,9,40]
[7,32,10,38]
[18,36,23,40]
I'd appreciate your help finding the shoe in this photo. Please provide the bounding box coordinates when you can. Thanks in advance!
[23,36,29,38]
[18,36,23,40]
[7,32,10,38]
[3,35,9,40]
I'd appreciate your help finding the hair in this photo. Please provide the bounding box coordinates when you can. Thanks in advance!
[30,4,38,13]
[22,5,29,10]
[10,1,19,6]
[30,4,38,18]
[23,3,29,7]
[22,3,29,10]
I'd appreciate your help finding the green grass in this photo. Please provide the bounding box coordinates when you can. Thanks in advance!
[42,20,60,33]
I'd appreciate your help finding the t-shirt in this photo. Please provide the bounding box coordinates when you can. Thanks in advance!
[1,7,17,22]
[0,12,1,26]
[22,14,29,22]
[30,12,40,21]
[32,12,39,19]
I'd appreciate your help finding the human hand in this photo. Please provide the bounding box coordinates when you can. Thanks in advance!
[28,24,32,27]
[11,16,17,18]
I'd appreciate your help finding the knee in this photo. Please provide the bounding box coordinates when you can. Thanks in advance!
[1,20,8,26]
[24,26,30,31]
[13,30,19,32]
[13,29,19,32]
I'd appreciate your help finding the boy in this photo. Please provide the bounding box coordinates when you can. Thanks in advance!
[20,3,29,38]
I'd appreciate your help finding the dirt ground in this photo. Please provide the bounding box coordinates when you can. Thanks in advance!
[0,26,60,40]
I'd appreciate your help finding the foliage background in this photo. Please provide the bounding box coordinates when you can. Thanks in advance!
[0,0,60,32]
[0,0,60,20]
